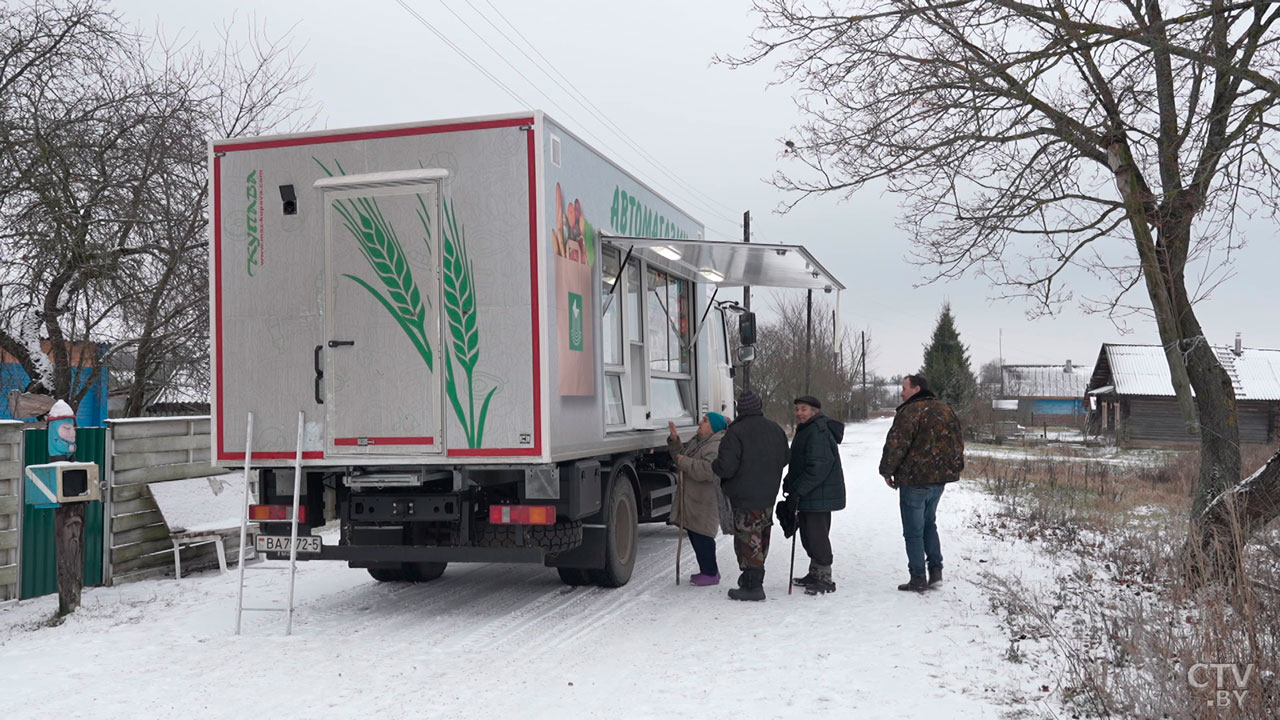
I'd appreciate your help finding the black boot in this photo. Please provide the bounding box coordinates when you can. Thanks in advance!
[792,562,818,588]
[897,575,928,592]
[928,567,942,587]
[804,564,836,595]
[728,569,766,601]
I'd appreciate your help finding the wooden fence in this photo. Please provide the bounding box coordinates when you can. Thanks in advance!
[106,416,247,585]
[0,421,20,601]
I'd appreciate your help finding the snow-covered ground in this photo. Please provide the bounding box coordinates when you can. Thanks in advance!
[0,418,1055,719]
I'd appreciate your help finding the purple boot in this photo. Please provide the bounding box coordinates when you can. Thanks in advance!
[690,573,721,586]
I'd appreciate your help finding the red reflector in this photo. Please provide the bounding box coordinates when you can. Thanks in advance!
[488,505,556,525]
[249,504,306,523]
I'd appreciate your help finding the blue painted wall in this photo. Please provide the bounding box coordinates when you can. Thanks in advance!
[0,361,108,426]
[1029,398,1084,416]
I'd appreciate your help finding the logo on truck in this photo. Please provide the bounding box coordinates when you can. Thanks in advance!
[246,170,264,276]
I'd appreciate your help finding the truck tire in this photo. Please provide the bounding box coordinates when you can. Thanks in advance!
[591,469,637,588]
[406,562,447,582]
[367,566,408,582]
[557,568,593,586]
[473,519,583,552]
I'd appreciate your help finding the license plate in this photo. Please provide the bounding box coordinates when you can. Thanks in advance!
[255,534,321,554]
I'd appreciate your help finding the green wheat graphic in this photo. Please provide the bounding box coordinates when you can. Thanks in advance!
[316,157,497,448]
[442,199,497,449]
[316,158,433,372]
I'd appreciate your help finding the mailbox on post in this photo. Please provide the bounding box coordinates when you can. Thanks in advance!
[23,462,100,509]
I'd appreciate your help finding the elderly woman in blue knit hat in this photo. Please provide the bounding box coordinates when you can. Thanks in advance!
[667,412,732,585]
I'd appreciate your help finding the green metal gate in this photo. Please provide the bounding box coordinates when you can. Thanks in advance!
[20,427,106,599]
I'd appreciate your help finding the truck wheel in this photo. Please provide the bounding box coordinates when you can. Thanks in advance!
[557,568,593,586]
[406,562,447,582]
[367,566,408,582]
[592,469,637,588]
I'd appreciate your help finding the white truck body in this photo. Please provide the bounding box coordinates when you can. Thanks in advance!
[209,112,841,582]
[211,111,733,466]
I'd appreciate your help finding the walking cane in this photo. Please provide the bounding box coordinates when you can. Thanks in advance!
[675,468,685,585]
[787,499,797,595]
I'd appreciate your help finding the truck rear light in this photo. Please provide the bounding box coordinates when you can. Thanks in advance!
[488,505,556,525]
[249,504,307,523]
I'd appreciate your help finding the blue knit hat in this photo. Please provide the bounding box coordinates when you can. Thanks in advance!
[705,412,728,433]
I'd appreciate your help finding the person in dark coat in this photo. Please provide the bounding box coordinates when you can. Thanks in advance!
[879,374,965,592]
[711,390,789,601]
[783,395,845,596]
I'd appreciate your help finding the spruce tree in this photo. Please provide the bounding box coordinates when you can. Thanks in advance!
[919,303,977,406]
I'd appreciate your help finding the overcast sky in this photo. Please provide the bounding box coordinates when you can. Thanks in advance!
[114,0,1279,379]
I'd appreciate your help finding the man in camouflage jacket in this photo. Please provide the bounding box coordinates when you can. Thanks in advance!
[879,374,964,592]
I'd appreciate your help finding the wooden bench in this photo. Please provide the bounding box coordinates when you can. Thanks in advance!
[147,472,253,578]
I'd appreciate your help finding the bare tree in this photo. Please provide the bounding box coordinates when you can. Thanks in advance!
[749,293,872,428]
[0,1,314,416]
[723,0,1280,580]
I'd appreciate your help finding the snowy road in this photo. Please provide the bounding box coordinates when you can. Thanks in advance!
[1,418,1047,719]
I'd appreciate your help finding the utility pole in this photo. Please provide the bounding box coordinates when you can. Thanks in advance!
[741,211,751,392]
[861,330,868,420]
[804,289,813,394]
[999,328,1004,396]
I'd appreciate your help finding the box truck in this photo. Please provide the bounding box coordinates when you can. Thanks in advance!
[210,111,843,586]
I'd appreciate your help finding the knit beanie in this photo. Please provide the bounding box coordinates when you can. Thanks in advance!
[736,390,763,415]
[705,412,728,433]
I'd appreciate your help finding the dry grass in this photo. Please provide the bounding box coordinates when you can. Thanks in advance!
[972,441,1280,718]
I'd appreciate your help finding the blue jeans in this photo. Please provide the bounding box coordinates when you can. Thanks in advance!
[899,484,945,578]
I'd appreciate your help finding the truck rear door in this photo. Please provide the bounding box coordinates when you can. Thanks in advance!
[322,179,444,455]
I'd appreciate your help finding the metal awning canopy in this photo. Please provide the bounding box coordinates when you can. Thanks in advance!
[602,235,845,291]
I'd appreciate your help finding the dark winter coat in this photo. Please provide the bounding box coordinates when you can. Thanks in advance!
[783,413,846,512]
[712,409,789,511]
[878,390,965,486]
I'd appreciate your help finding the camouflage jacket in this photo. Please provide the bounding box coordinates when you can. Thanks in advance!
[878,390,965,486]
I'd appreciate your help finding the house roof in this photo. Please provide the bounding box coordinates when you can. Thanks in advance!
[1087,343,1280,400]
[1001,364,1091,398]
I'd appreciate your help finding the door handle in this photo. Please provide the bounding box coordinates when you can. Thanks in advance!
[314,345,324,404]
[328,339,355,348]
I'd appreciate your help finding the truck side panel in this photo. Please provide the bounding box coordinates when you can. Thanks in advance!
[542,119,704,455]
[212,118,542,464]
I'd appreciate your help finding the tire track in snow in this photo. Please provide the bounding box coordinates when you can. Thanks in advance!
[439,525,684,654]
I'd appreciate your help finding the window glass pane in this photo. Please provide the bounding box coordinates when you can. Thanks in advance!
[602,248,622,366]
[626,260,643,343]
[605,374,625,425]
[648,267,670,371]
[651,377,692,420]
[672,277,691,374]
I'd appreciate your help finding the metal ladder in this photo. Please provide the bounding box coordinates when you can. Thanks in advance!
[234,411,306,635]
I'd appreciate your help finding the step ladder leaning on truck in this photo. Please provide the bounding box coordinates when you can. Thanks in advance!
[208,111,844,598]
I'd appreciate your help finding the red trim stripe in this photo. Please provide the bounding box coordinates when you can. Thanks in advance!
[527,125,543,458]
[213,118,533,154]
[334,436,434,446]
[449,448,541,457]
[214,156,225,460]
